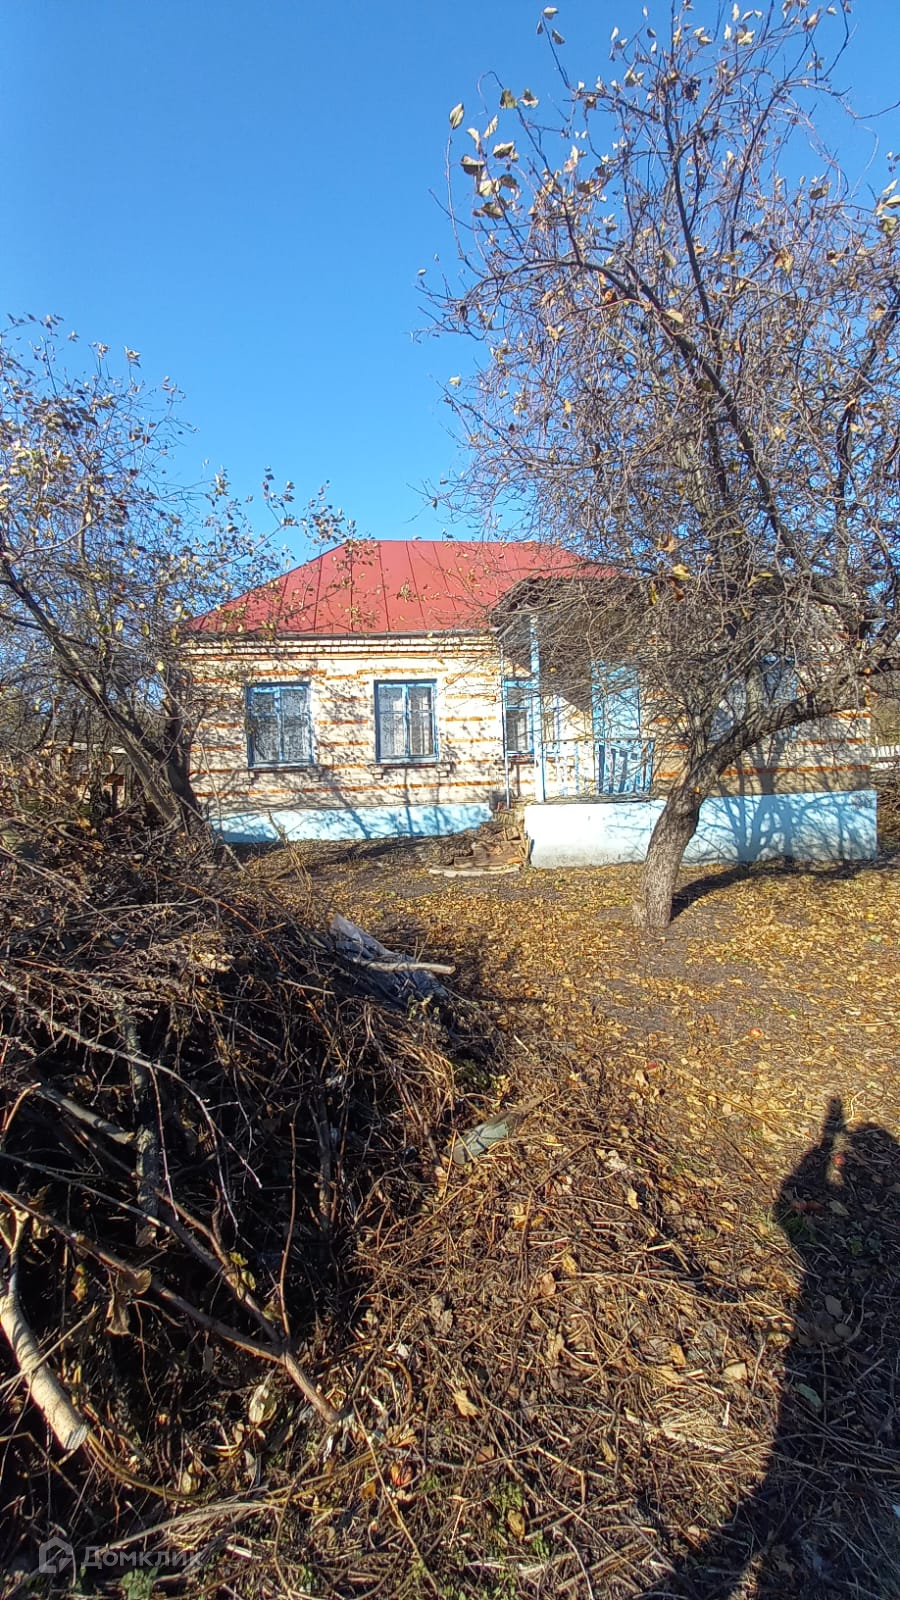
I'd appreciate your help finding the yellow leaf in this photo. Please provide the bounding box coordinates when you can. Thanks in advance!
[723,1360,748,1383]
[449,102,464,130]
[452,1386,479,1417]
[247,1378,277,1427]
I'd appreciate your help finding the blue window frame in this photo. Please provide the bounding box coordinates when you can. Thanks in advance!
[246,682,313,768]
[592,664,642,742]
[374,680,437,762]
[503,680,533,755]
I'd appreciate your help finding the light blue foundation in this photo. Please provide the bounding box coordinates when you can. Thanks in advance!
[213,801,493,846]
[525,790,878,869]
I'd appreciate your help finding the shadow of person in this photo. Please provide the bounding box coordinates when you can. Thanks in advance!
[639,1097,900,1599]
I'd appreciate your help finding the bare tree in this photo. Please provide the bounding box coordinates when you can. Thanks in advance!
[0,318,280,826]
[436,1,900,928]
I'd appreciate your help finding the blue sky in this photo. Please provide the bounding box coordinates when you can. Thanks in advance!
[2,2,896,564]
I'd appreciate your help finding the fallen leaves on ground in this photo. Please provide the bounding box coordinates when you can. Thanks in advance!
[266,839,900,1599]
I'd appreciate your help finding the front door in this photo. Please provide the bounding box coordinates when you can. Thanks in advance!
[592,666,653,794]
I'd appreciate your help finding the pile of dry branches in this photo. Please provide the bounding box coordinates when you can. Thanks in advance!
[0,765,464,1587]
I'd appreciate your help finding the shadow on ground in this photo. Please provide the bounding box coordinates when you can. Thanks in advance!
[639,1097,900,1599]
[669,855,890,921]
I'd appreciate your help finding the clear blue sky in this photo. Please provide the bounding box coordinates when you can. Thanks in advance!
[2,2,896,563]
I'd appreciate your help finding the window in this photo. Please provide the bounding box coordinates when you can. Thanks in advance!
[503,681,532,755]
[711,657,798,739]
[246,682,313,768]
[374,681,437,762]
[592,664,641,741]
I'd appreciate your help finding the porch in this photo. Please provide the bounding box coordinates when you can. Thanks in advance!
[499,609,655,806]
[499,608,877,868]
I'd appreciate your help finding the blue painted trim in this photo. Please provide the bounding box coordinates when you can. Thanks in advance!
[502,678,534,756]
[213,801,491,846]
[529,616,545,804]
[373,679,438,763]
[245,681,315,769]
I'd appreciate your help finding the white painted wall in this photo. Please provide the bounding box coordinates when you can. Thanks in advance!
[525,791,878,869]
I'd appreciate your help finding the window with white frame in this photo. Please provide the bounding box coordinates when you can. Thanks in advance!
[374,681,437,762]
[246,683,313,768]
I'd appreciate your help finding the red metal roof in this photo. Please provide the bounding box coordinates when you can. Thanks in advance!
[196,539,597,638]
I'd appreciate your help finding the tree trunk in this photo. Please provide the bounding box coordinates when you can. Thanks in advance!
[633,783,703,933]
[96,716,198,831]
[161,688,204,832]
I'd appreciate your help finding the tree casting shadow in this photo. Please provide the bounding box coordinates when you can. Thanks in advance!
[670,857,878,921]
[639,1097,900,1598]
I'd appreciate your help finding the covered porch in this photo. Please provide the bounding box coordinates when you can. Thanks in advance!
[498,601,655,806]
[498,598,877,870]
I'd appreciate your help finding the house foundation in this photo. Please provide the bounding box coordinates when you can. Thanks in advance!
[524,790,878,869]
[212,801,492,846]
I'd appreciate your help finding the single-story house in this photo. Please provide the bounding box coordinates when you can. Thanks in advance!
[187,538,876,866]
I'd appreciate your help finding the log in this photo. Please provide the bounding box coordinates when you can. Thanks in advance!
[427,864,521,878]
[0,1215,90,1455]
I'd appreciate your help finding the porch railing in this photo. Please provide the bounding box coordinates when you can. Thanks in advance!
[531,735,655,799]
[596,738,655,796]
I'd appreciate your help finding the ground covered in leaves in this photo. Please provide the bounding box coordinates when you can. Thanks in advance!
[257,822,900,1600]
